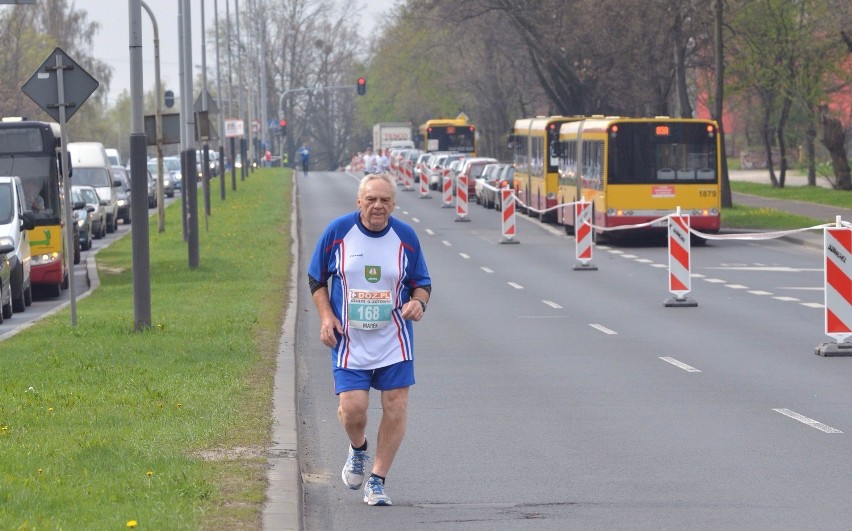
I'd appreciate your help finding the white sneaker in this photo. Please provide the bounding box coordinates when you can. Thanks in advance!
[341,442,370,489]
[363,475,392,506]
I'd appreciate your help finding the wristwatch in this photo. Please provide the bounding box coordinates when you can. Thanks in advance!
[414,299,427,312]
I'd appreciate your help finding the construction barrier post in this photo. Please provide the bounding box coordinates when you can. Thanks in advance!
[815,217,852,356]
[664,209,697,307]
[442,175,453,208]
[500,188,520,244]
[402,161,414,191]
[573,200,597,270]
[455,174,470,222]
[419,168,431,199]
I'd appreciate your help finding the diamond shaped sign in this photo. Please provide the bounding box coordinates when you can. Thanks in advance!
[22,47,99,122]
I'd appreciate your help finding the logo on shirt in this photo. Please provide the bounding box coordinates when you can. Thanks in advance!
[365,265,381,283]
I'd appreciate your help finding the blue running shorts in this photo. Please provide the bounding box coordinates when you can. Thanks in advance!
[333,361,415,394]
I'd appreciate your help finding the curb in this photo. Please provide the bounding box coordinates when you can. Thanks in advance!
[263,173,303,531]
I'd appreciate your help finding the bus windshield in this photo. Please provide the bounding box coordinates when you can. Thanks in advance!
[607,122,718,184]
[426,126,476,153]
[0,156,60,221]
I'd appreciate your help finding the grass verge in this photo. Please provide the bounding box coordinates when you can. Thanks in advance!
[724,180,849,229]
[0,168,291,530]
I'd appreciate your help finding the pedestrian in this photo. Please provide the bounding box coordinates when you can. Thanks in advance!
[298,143,311,176]
[378,149,390,173]
[362,147,375,174]
[308,172,432,506]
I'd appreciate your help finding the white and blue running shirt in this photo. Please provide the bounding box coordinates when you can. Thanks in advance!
[309,212,431,370]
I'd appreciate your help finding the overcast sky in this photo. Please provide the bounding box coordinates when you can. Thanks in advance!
[71,0,395,101]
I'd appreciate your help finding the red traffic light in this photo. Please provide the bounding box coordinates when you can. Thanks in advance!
[357,77,366,96]
[279,119,287,127]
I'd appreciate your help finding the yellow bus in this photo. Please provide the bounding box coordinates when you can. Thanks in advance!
[511,116,583,223]
[0,120,68,297]
[418,118,477,156]
[556,116,721,239]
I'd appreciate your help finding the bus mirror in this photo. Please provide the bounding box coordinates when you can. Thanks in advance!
[21,210,36,231]
[58,151,73,178]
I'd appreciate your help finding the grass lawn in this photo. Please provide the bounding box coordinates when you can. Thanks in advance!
[724,180,849,229]
[0,168,291,530]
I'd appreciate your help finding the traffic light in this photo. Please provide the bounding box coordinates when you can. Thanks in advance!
[356,77,366,96]
[279,119,287,136]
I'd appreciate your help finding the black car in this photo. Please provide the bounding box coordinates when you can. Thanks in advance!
[111,166,132,224]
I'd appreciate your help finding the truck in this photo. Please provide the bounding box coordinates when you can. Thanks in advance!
[372,122,414,152]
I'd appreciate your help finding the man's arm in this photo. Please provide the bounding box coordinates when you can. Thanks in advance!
[311,286,343,348]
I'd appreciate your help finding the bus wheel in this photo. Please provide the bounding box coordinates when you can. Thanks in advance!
[24,283,32,306]
[48,283,62,298]
[2,295,12,320]
[12,267,25,313]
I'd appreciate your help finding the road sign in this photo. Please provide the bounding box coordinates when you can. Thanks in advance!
[194,90,219,114]
[21,47,99,122]
[224,119,244,138]
[144,113,181,146]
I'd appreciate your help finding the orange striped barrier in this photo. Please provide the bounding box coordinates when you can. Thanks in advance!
[665,210,697,307]
[816,220,852,356]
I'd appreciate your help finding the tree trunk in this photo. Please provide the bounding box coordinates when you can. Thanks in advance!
[713,0,732,208]
[806,123,816,187]
[819,105,852,190]
[762,109,779,187]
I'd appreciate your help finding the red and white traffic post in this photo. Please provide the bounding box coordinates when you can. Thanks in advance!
[664,208,697,307]
[573,200,596,270]
[442,174,453,208]
[816,217,852,356]
[455,174,470,222]
[419,166,431,199]
[500,188,519,244]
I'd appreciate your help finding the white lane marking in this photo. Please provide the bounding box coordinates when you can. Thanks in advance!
[773,296,800,302]
[411,217,421,223]
[442,240,452,246]
[703,278,727,283]
[659,357,701,372]
[459,253,470,259]
[691,273,706,278]
[651,263,667,268]
[481,267,494,273]
[425,229,435,236]
[800,302,825,309]
[542,300,563,309]
[608,249,624,255]
[710,266,822,273]
[621,253,637,259]
[748,290,773,296]
[508,282,524,289]
[779,287,824,291]
[725,284,749,289]
[589,323,617,335]
[635,258,654,264]
[772,409,843,434]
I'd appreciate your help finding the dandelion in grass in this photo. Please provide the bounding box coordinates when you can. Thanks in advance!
[146,470,153,477]
[127,520,138,528]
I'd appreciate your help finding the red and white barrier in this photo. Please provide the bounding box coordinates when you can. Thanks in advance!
[455,174,470,222]
[402,161,414,191]
[665,210,697,307]
[573,200,596,270]
[816,221,852,356]
[442,175,453,208]
[419,167,431,198]
[500,189,519,244]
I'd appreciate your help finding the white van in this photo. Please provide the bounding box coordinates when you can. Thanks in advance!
[0,176,35,312]
[67,142,119,233]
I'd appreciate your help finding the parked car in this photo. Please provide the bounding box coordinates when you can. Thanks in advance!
[71,188,93,252]
[456,157,499,199]
[434,153,466,190]
[475,163,505,208]
[493,164,515,211]
[111,165,132,224]
[423,152,453,190]
[146,159,176,198]
[162,156,183,191]
[73,185,107,239]
[0,239,13,322]
[0,176,34,313]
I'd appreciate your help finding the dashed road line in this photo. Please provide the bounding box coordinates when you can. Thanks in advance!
[659,357,701,372]
[773,408,843,434]
[589,323,618,335]
[507,282,524,289]
[442,240,452,246]
[748,290,773,296]
[481,267,494,273]
[800,302,824,309]
[425,229,435,236]
[773,296,800,302]
[725,284,749,290]
[459,253,470,259]
[542,300,563,309]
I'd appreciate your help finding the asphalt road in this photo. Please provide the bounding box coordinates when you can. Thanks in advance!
[295,171,851,530]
